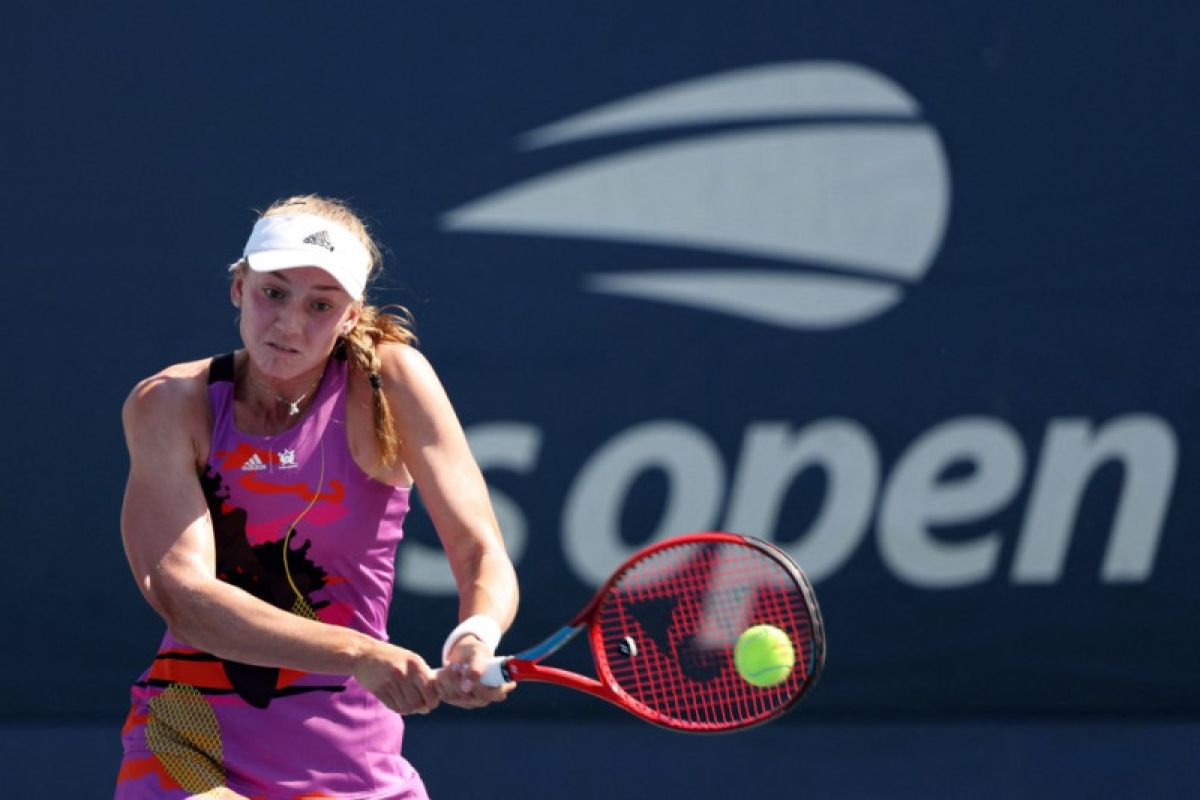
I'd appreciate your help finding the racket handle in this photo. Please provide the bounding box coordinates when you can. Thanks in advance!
[480,656,508,687]
[433,657,510,687]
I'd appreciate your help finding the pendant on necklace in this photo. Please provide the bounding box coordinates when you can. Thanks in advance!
[280,391,308,416]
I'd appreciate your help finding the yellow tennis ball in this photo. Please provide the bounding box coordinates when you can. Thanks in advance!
[734,624,795,688]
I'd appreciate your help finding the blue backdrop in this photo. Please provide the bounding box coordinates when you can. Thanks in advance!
[4,1,1198,734]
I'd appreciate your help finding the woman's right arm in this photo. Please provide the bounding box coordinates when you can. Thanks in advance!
[119,367,440,715]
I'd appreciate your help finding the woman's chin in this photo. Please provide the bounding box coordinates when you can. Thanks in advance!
[249,345,315,378]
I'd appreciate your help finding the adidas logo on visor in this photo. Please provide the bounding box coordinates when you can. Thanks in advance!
[303,230,336,252]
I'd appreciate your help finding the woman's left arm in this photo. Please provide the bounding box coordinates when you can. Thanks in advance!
[381,344,519,707]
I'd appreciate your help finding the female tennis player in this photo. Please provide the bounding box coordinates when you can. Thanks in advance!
[115,195,518,799]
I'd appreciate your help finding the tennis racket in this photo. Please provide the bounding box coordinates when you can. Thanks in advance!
[475,531,824,733]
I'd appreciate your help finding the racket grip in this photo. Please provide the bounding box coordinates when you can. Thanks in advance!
[480,656,508,687]
[434,657,509,687]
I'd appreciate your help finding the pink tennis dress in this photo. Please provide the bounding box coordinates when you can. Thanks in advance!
[117,353,428,799]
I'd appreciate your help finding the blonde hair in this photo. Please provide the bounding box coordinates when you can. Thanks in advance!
[248,194,417,467]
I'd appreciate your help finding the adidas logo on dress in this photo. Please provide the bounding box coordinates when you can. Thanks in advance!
[241,453,268,472]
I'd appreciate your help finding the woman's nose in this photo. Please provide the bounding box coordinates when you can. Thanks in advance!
[273,304,304,334]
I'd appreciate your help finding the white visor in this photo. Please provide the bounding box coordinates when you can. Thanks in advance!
[241,213,371,300]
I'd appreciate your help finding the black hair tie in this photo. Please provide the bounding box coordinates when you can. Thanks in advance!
[369,373,383,390]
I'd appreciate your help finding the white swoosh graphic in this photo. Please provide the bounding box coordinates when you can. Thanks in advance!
[445,125,949,280]
[440,61,950,330]
[587,270,901,329]
[520,61,920,149]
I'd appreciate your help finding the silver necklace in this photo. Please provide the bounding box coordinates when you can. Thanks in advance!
[247,370,320,416]
[281,392,309,416]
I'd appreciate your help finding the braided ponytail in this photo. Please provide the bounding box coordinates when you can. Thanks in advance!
[342,304,417,467]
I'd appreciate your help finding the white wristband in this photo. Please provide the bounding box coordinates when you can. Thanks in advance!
[441,614,502,665]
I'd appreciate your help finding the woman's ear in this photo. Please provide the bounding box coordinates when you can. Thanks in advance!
[342,304,362,335]
[230,271,244,309]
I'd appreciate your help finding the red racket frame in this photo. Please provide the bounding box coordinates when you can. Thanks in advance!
[496,531,825,733]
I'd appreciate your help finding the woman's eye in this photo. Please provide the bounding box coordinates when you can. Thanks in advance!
[264,287,284,300]
[312,301,332,312]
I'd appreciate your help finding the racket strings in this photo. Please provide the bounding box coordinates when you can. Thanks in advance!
[594,541,814,731]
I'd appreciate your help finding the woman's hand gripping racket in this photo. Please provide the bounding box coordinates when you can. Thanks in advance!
[477,531,825,733]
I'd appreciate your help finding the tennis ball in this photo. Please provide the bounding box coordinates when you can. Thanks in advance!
[734,624,795,688]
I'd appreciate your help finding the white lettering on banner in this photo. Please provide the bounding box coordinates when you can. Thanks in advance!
[562,422,726,587]
[1011,415,1178,583]
[723,420,879,583]
[394,415,1178,595]
[878,418,1024,588]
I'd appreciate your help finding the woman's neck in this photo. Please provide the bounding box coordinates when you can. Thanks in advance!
[238,354,325,421]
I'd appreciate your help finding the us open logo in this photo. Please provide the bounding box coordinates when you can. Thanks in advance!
[441,61,951,330]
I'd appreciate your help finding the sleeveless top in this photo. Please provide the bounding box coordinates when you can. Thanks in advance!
[117,353,427,800]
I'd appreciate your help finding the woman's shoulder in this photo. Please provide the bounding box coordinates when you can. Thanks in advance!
[376,341,431,378]
[122,356,217,433]
[344,342,447,425]
[370,342,446,400]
